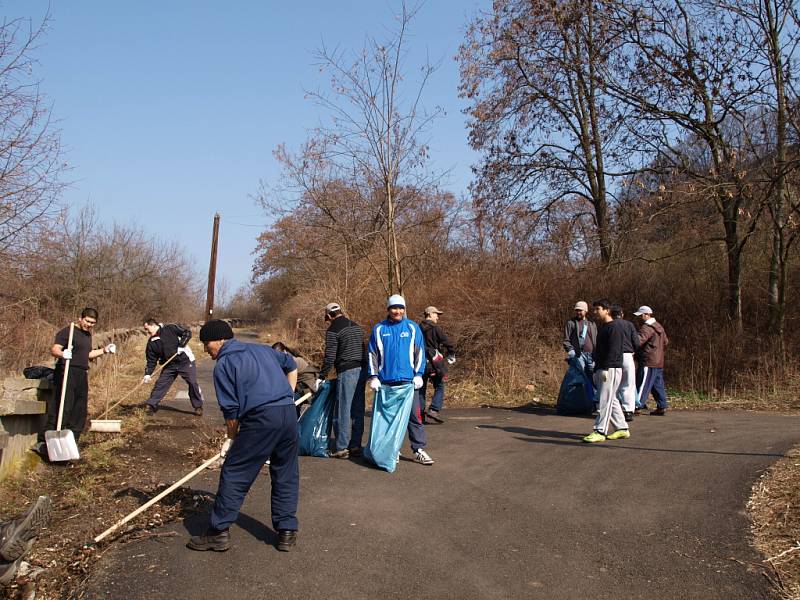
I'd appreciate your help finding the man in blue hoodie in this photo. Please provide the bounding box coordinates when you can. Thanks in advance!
[367,294,434,465]
[187,320,300,553]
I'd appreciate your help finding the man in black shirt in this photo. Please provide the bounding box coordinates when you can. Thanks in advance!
[419,306,455,423]
[583,299,630,443]
[319,303,366,458]
[36,308,116,451]
[141,319,203,415]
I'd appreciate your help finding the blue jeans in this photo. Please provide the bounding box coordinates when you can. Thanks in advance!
[334,367,366,451]
[421,372,446,412]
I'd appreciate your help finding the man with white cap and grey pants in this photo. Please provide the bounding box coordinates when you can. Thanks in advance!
[634,305,670,416]
[318,302,367,458]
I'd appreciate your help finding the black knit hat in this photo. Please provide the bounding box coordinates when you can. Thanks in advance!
[199,320,234,342]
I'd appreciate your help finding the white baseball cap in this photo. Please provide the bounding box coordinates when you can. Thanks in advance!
[387,294,406,308]
[574,301,588,311]
[633,305,653,316]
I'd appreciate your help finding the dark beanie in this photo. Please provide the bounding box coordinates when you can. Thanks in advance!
[199,320,234,342]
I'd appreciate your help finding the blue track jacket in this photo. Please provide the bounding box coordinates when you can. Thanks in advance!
[213,338,297,420]
[368,317,426,383]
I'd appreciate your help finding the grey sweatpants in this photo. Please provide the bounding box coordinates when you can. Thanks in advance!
[593,368,627,435]
[616,353,636,413]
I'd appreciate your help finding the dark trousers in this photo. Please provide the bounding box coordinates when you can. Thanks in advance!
[421,372,446,413]
[210,404,299,532]
[637,367,668,409]
[407,389,427,452]
[39,366,88,443]
[147,357,203,408]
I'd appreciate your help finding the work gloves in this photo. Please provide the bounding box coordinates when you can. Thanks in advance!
[177,346,196,362]
[566,349,576,360]
[220,437,232,459]
[142,374,152,384]
[369,378,381,392]
[413,376,423,390]
[105,343,116,354]
[447,355,456,365]
[62,349,72,360]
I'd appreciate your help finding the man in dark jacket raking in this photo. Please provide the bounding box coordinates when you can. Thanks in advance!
[634,305,670,416]
[141,319,203,416]
[188,320,300,553]
[318,303,367,459]
[583,299,631,443]
[419,306,455,423]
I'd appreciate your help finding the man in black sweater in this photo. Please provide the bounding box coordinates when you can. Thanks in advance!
[583,299,630,443]
[419,306,456,423]
[319,303,366,458]
[142,318,203,415]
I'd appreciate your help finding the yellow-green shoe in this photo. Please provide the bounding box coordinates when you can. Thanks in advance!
[607,429,630,440]
[582,431,606,443]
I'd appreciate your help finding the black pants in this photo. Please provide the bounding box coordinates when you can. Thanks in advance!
[146,357,203,409]
[39,366,88,443]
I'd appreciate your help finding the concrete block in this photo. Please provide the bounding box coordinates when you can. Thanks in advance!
[3,378,42,392]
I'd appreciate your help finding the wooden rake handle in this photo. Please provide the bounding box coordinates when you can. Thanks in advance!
[93,452,221,544]
[98,351,179,419]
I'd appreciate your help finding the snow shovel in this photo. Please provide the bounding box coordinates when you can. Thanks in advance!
[45,322,80,461]
[90,336,122,433]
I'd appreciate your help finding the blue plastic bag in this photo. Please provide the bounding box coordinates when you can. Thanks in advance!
[556,357,594,415]
[297,380,336,457]
[365,383,415,472]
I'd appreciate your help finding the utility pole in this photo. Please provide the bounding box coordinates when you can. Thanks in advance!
[204,213,220,321]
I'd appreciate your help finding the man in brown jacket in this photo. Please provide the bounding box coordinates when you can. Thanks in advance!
[633,305,669,416]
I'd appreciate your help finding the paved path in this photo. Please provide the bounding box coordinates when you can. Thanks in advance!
[83,349,799,599]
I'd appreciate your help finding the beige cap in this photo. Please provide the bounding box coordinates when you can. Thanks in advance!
[424,306,443,315]
[574,301,589,311]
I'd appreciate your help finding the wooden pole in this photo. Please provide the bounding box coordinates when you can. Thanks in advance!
[204,213,220,321]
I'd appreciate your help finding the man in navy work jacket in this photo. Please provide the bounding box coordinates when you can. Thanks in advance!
[188,320,300,553]
[367,294,434,466]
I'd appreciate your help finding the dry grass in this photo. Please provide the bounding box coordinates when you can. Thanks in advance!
[749,445,800,599]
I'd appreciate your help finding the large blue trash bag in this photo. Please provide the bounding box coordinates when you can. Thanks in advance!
[556,357,594,415]
[364,383,415,473]
[297,380,337,457]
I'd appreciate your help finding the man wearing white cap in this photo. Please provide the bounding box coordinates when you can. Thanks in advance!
[634,306,670,416]
[319,302,367,458]
[419,306,455,423]
[366,294,434,465]
[563,300,597,406]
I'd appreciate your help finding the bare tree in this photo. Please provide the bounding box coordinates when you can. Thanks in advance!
[0,12,65,252]
[459,0,628,264]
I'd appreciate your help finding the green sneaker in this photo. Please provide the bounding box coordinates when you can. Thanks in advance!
[582,431,606,443]
[607,429,630,440]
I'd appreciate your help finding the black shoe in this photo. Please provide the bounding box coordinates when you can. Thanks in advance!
[425,409,444,423]
[194,406,203,416]
[624,411,634,422]
[348,446,363,457]
[277,529,297,552]
[144,404,158,415]
[187,528,230,552]
[328,448,349,459]
[0,496,52,562]
[650,407,667,416]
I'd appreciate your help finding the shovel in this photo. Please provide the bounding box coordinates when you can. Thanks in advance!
[45,322,81,461]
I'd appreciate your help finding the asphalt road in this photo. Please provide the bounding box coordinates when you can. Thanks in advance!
[82,350,799,599]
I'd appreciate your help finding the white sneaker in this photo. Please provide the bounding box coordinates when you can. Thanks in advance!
[414,449,434,465]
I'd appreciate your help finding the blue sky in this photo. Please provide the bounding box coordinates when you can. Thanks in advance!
[5,1,485,296]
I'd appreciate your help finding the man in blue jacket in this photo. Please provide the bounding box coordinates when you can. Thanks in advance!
[367,294,434,465]
[187,320,300,553]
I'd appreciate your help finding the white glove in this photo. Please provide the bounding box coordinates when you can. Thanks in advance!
[142,374,152,384]
[566,349,576,359]
[178,345,195,362]
[105,343,116,354]
[62,348,72,360]
[315,378,323,391]
[220,437,232,458]
[447,355,456,365]
[413,376,423,390]
[369,378,381,391]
